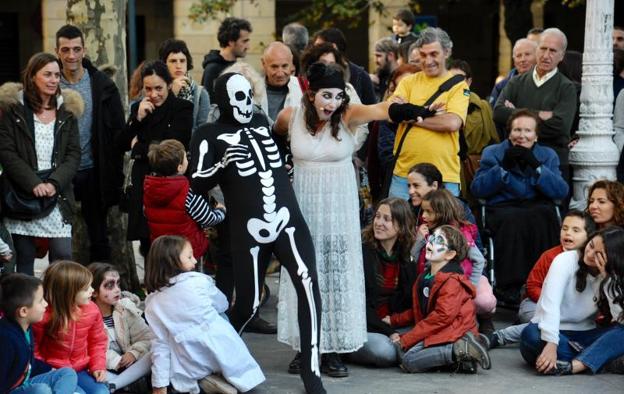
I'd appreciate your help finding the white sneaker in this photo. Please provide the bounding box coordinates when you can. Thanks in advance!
[199,374,237,394]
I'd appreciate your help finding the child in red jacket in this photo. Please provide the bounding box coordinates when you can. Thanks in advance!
[143,139,225,259]
[384,225,491,373]
[487,210,595,348]
[33,261,109,394]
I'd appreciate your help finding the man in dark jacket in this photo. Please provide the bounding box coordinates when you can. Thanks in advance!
[201,17,252,101]
[55,25,125,262]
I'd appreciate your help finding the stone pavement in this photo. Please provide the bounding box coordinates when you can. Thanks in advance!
[34,255,623,394]
[244,274,623,394]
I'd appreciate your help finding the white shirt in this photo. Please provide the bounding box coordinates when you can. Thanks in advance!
[532,67,559,88]
[531,250,601,344]
[145,272,265,393]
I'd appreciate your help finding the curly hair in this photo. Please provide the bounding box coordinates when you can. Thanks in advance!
[217,17,252,48]
[158,38,194,71]
[300,42,350,81]
[362,197,417,261]
[586,180,624,227]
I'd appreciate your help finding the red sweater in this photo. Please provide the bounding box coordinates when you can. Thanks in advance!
[143,175,209,259]
[525,245,564,302]
[390,264,478,350]
[32,301,107,373]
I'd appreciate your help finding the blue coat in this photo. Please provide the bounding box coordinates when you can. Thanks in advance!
[470,140,568,206]
[0,318,50,393]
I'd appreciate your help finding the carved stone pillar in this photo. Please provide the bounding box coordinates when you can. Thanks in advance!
[569,0,619,209]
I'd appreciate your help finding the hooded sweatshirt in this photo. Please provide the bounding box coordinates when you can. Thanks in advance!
[201,50,236,102]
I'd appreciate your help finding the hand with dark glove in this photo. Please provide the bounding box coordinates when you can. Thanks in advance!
[389,103,436,123]
[501,146,525,170]
[517,146,541,170]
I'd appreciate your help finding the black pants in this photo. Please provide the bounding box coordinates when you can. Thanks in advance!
[73,168,110,262]
[228,220,323,394]
[13,235,71,276]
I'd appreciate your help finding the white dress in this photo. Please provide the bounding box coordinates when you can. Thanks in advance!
[4,116,71,237]
[277,106,367,353]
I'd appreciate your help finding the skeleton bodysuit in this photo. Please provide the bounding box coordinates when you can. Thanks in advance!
[189,73,325,394]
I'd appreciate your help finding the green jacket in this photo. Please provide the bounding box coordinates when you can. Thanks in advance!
[0,82,82,223]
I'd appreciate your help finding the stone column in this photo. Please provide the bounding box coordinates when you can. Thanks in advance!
[569,0,619,209]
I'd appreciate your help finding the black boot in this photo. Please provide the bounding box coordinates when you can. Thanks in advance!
[243,315,277,334]
[477,313,496,337]
[320,353,349,378]
[288,352,302,374]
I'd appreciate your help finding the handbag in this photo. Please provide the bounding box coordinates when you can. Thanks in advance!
[381,74,466,198]
[2,169,57,221]
[119,157,134,213]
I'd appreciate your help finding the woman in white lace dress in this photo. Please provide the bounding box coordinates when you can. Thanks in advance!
[273,62,394,377]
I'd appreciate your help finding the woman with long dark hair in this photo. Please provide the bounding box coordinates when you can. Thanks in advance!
[0,52,81,275]
[118,60,192,256]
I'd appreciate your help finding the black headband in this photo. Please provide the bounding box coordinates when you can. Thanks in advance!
[307,62,346,91]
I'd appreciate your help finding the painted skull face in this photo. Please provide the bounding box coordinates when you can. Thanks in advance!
[425,229,449,262]
[226,74,254,124]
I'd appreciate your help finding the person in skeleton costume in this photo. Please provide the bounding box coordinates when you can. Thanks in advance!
[189,73,325,394]
[273,62,420,376]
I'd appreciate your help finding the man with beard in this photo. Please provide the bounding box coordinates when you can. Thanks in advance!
[371,37,399,101]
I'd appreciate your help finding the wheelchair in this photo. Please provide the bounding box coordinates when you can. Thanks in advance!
[478,198,562,307]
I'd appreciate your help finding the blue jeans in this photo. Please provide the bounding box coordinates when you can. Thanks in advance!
[401,341,454,373]
[520,322,623,372]
[389,175,460,200]
[10,368,77,394]
[75,371,109,394]
[349,332,398,367]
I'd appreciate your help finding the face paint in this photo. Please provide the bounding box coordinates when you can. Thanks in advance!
[425,229,449,262]
[313,88,345,120]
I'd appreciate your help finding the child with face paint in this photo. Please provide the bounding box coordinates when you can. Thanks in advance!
[87,263,154,392]
[383,225,491,372]
[412,189,497,335]
[487,210,595,349]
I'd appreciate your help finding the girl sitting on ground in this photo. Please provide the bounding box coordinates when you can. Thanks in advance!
[87,262,153,392]
[349,197,418,367]
[144,235,265,394]
[32,261,108,394]
[487,210,594,348]
[520,226,624,375]
[412,189,497,334]
[384,225,491,373]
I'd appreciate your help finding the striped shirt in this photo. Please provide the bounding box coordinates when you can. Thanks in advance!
[185,189,226,227]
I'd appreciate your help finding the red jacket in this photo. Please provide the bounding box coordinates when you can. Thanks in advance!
[32,301,107,373]
[143,175,209,259]
[390,263,478,350]
[525,245,564,302]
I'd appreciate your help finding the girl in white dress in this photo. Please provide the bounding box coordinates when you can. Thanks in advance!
[274,62,394,376]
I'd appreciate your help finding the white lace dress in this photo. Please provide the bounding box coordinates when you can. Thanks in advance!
[277,106,366,353]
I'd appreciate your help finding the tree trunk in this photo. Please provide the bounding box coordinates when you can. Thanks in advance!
[65,0,140,293]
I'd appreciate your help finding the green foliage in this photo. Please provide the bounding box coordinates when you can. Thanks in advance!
[189,0,421,31]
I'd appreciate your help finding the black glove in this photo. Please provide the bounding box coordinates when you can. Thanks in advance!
[501,146,524,170]
[517,146,541,170]
[388,103,436,123]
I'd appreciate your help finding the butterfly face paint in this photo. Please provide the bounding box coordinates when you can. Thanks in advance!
[425,229,449,262]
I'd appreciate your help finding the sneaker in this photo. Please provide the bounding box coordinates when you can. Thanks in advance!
[457,360,478,374]
[605,355,624,374]
[452,332,492,370]
[543,360,573,376]
[199,374,237,394]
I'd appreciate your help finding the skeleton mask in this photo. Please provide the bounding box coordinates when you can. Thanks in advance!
[226,74,254,124]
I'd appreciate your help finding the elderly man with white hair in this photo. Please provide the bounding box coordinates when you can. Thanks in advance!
[489,38,537,106]
[494,27,577,182]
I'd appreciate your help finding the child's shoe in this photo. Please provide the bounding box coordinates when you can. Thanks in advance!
[199,374,237,394]
[452,332,491,370]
